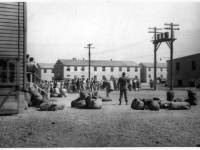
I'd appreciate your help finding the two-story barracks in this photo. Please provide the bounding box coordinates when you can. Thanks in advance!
[54,58,140,81]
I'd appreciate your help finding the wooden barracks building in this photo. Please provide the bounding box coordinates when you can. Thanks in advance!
[0,2,27,115]
[167,53,200,87]
[54,58,140,81]
[139,63,167,83]
[37,63,55,81]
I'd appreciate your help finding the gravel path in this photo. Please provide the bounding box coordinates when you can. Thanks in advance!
[0,90,199,147]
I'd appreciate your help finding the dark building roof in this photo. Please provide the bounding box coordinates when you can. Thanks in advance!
[57,59,140,67]
[37,63,54,69]
[166,53,200,62]
[140,63,167,68]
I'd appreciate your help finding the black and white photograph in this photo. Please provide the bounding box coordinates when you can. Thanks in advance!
[0,0,200,148]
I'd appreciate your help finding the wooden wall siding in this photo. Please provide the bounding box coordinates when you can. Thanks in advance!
[0,2,25,88]
[0,2,26,114]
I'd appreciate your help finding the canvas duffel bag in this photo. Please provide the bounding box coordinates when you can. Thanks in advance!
[188,90,198,105]
[159,101,171,109]
[88,98,102,109]
[148,100,160,111]
[169,102,191,110]
[80,90,90,100]
[167,90,174,101]
[131,98,144,110]
[40,102,57,111]
[102,97,112,102]
[77,100,87,109]
[56,103,65,110]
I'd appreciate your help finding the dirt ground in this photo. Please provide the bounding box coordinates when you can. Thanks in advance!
[0,90,200,147]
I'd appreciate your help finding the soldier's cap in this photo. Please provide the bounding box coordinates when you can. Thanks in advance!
[122,72,126,75]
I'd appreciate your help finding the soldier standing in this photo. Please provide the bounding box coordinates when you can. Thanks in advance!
[118,72,129,105]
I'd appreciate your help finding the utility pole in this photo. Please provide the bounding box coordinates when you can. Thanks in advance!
[84,44,95,80]
[164,23,179,90]
[148,27,162,90]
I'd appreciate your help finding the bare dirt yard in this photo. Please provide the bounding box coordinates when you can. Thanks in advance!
[0,89,200,147]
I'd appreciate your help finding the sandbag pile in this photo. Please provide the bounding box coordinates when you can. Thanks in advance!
[71,90,102,109]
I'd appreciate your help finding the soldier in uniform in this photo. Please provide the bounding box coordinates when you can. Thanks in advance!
[118,72,129,105]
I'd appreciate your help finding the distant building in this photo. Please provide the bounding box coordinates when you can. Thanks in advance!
[167,53,200,87]
[37,63,55,81]
[139,63,167,83]
[54,58,140,81]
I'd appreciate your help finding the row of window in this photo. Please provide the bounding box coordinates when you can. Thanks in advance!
[176,61,196,71]
[148,74,163,78]
[66,66,138,72]
[66,75,138,80]
[148,68,165,71]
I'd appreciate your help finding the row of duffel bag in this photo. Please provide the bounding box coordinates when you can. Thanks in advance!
[71,97,102,109]
[131,98,191,111]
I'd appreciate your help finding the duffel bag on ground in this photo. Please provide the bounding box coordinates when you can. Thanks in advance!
[55,103,65,110]
[131,98,144,110]
[80,90,90,100]
[40,102,58,111]
[102,97,112,102]
[71,100,77,108]
[77,100,87,109]
[88,98,102,109]
[173,98,183,102]
[169,102,191,110]
[159,101,171,109]
[188,90,198,105]
[167,90,175,101]
[71,98,80,108]
[147,100,160,111]
[29,87,43,106]
[153,97,160,101]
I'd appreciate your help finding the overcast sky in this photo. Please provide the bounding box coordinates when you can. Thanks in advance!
[27,0,200,64]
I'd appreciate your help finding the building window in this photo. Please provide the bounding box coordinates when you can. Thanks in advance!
[127,67,130,72]
[161,74,163,78]
[119,67,122,71]
[81,66,84,71]
[67,66,70,71]
[149,68,151,71]
[44,69,46,73]
[94,67,97,71]
[111,67,114,72]
[67,75,70,77]
[74,66,77,71]
[102,67,105,71]
[161,68,163,71]
[52,77,54,80]
[148,74,151,78]
[176,62,180,71]
[135,67,138,72]
[52,69,54,73]
[192,61,196,70]
[74,75,77,79]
